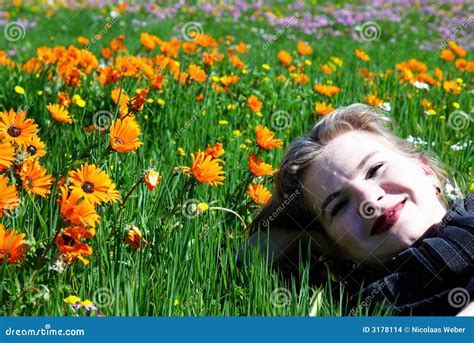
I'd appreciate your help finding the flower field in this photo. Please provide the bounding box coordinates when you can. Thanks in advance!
[0,0,472,316]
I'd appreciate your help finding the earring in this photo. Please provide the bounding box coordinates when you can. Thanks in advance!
[435,186,441,195]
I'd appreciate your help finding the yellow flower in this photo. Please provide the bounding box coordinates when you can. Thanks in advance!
[262,64,270,70]
[177,147,186,156]
[64,295,81,304]
[174,299,180,306]
[196,202,209,213]
[157,98,165,106]
[452,102,460,109]
[218,120,229,125]
[470,183,474,192]
[233,130,241,136]
[76,99,86,108]
[14,86,25,95]
[305,59,312,66]
[37,90,43,96]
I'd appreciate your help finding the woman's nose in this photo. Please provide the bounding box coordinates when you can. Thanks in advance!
[350,181,385,217]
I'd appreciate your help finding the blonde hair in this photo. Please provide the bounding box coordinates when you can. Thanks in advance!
[249,103,451,281]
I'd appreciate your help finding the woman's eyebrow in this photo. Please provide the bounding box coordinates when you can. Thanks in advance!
[320,150,381,218]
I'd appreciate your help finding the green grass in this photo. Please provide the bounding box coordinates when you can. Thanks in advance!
[0,3,472,316]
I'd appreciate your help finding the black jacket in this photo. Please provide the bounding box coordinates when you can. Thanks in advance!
[348,192,474,316]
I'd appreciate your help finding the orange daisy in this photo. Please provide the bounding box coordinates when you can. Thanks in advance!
[297,41,313,56]
[182,151,225,186]
[55,226,95,265]
[248,153,274,177]
[204,142,225,159]
[0,109,38,147]
[47,103,73,124]
[127,89,148,114]
[19,160,54,198]
[247,183,272,205]
[314,84,341,97]
[109,116,143,153]
[144,170,162,191]
[256,125,283,150]
[58,185,100,227]
[0,139,15,171]
[247,95,263,113]
[0,175,19,218]
[68,163,119,205]
[23,134,47,160]
[315,102,335,116]
[124,225,148,252]
[0,224,28,264]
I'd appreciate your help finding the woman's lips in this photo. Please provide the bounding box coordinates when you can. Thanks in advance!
[370,199,407,236]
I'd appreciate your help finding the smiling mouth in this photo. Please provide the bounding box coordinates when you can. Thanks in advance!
[370,199,407,236]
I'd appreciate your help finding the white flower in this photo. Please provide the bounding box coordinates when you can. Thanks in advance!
[412,81,429,90]
[379,102,391,111]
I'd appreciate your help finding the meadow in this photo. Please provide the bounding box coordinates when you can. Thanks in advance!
[0,0,472,316]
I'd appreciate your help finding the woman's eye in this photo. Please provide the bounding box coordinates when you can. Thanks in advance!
[331,198,349,217]
[367,162,383,179]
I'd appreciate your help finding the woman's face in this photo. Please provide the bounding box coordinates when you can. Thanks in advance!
[302,130,446,266]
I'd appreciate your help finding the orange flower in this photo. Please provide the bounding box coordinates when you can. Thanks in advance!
[55,226,95,265]
[315,102,335,116]
[364,93,383,107]
[0,175,19,218]
[440,49,455,61]
[434,67,443,81]
[144,170,162,191]
[19,160,54,198]
[248,153,273,177]
[247,183,272,205]
[297,41,313,56]
[277,50,292,67]
[77,36,90,46]
[23,134,47,160]
[182,151,225,186]
[355,49,369,62]
[188,64,207,83]
[68,163,119,205]
[443,80,461,94]
[140,32,161,51]
[47,103,73,124]
[0,224,28,264]
[58,185,100,227]
[314,83,341,97]
[256,125,283,150]
[455,58,468,72]
[0,109,38,147]
[448,41,467,57]
[247,95,263,113]
[320,63,334,75]
[204,142,225,159]
[124,225,148,252]
[109,116,143,153]
[127,89,148,114]
[0,139,15,171]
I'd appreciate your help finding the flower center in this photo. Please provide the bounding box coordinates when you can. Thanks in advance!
[113,137,123,145]
[82,181,95,194]
[7,126,21,138]
[27,145,37,155]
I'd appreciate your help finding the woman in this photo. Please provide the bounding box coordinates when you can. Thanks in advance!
[241,103,473,316]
